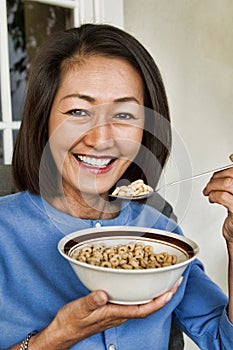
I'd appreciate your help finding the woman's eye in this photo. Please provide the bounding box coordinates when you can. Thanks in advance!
[114,112,135,120]
[67,109,90,117]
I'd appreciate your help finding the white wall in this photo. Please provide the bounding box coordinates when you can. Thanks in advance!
[124,1,233,349]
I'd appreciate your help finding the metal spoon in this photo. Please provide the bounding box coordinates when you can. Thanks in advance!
[110,163,233,200]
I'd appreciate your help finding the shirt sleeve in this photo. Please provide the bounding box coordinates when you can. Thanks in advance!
[173,259,233,349]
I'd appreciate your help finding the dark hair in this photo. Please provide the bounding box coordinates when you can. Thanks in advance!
[12,23,171,194]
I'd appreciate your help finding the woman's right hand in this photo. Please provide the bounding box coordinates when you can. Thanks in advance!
[28,278,182,350]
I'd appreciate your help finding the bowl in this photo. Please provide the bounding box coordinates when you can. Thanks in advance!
[58,226,199,305]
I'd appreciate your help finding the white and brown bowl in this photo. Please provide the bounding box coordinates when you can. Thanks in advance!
[58,226,199,305]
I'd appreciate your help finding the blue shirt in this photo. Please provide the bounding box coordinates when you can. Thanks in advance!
[0,191,232,349]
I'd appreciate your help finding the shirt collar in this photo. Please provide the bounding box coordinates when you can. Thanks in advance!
[27,191,131,235]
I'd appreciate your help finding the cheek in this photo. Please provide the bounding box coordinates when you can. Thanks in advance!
[118,130,143,160]
[48,124,78,171]
[130,128,144,154]
[49,129,69,161]
[49,118,86,153]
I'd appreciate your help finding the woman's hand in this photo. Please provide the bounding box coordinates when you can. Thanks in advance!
[27,277,182,350]
[203,154,233,323]
[203,154,233,243]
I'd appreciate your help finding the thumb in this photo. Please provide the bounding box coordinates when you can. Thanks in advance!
[86,290,108,311]
[230,154,233,162]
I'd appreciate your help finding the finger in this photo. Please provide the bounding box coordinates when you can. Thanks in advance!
[118,276,183,320]
[203,176,233,196]
[169,276,183,295]
[230,154,233,162]
[212,168,233,180]
[207,190,233,212]
[133,292,174,318]
[117,289,176,320]
[85,290,109,312]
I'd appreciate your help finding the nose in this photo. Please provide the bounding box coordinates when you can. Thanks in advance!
[84,122,115,150]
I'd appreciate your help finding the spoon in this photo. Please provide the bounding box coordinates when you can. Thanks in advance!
[110,163,233,200]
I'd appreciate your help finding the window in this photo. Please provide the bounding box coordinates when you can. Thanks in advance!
[0,0,124,164]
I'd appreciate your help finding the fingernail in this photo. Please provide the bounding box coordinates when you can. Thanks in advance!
[164,292,173,303]
[178,276,183,287]
[93,292,106,305]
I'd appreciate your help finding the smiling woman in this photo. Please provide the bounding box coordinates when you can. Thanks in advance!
[2,23,233,350]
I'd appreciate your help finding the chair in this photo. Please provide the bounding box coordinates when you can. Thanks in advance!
[0,164,16,196]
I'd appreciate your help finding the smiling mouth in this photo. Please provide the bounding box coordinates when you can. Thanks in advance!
[74,155,116,168]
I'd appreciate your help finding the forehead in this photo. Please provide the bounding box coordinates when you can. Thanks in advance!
[57,55,144,104]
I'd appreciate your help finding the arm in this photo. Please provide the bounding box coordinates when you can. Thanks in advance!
[203,154,233,323]
[9,285,181,350]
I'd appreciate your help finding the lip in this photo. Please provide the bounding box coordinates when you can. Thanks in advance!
[73,154,117,175]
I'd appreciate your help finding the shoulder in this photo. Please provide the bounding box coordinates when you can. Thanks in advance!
[0,191,43,217]
[0,191,26,208]
[0,192,29,226]
[0,191,53,244]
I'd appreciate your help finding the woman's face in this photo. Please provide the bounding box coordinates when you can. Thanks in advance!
[48,55,145,197]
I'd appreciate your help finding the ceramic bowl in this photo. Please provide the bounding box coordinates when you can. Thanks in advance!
[58,226,199,304]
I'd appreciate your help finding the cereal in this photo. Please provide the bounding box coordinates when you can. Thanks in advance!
[111,179,153,198]
[71,242,178,269]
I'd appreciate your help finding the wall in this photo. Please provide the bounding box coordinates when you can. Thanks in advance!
[124,1,233,349]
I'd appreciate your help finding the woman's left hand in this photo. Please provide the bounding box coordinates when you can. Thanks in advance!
[203,154,233,323]
[203,154,233,243]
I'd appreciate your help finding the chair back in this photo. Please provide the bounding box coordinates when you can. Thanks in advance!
[0,164,16,196]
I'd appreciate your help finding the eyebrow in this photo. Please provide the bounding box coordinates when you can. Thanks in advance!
[61,93,141,104]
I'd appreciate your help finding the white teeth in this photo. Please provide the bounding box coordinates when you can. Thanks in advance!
[77,155,112,168]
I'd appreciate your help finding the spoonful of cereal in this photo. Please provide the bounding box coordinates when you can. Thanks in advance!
[110,164,233,200]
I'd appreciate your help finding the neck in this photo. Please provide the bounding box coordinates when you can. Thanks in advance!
[47,189,120,220]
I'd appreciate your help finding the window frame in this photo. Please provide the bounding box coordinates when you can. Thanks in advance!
[0,0,124,164]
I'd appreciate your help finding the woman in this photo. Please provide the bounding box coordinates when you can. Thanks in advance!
[1,24,233,349]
